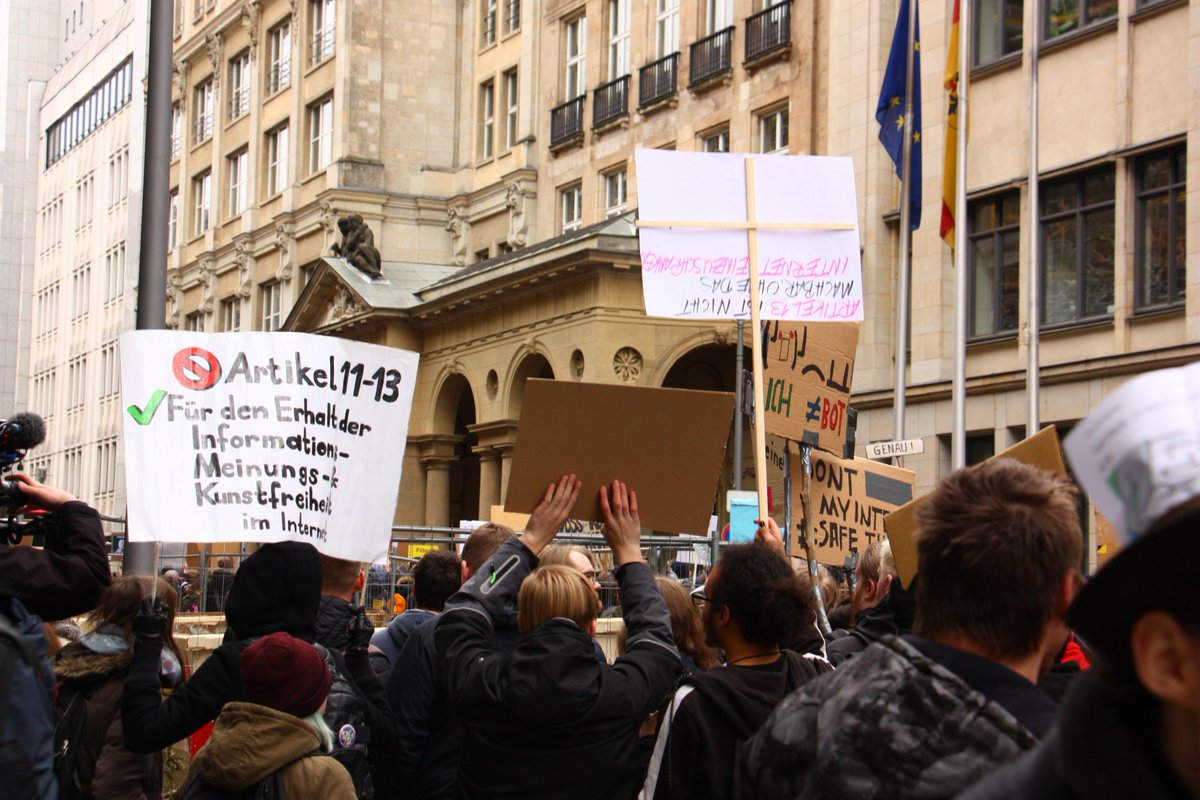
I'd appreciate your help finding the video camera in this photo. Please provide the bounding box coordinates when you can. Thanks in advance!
[0,413,47,543]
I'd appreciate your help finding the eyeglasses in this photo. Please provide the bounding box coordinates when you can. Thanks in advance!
[690,587,708,607]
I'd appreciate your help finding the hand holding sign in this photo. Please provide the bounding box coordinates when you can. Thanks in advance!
[523,474,582,555]
[600,480,643,566]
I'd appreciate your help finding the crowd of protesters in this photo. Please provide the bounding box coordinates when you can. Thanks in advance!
[2,417,1200,799]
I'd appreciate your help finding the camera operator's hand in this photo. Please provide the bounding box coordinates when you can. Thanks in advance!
[600,480,643,566]
[346,607,374,655]
[9,472,76,512]
[133,595,169,644]
[523,473,581,556]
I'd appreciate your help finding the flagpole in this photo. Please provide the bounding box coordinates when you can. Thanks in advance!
[951,0,969,469]
[893,0,918,450]
[1027,0,1041,435]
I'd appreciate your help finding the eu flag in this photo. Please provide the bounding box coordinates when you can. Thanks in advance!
[877,0,922,230]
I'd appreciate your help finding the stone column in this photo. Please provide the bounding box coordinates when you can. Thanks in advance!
[422,457,454,527]
[496,443,516,505]
[475,447,501,519]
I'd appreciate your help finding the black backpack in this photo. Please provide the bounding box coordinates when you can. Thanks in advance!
[0,601,56,800]
[52,675,103,800]
[178,771,288,800]
[313,644,373,799]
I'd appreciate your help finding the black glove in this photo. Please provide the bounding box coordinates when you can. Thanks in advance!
[346,606,373,655]
[133,595,168,644]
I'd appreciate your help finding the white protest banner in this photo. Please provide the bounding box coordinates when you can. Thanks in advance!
[1064,361,1200,540]
[120,331,418,563]
[635,148,863,322]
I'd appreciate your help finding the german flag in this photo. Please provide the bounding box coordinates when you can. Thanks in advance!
[940,0,960,250]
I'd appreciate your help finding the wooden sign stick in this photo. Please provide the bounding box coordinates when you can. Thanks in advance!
[745,159,770,523]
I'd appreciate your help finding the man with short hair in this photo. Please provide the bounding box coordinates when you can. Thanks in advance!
[963,379,1200,798]
[204,555,236,612]
[371,549,461,672]
[739,458,1080,798]
[825,539,904,666]
[642,529,830,799]
[314,554,393,799]
[387,523,517,799]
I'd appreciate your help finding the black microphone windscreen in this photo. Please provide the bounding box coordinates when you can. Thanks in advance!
[4,412,46,449]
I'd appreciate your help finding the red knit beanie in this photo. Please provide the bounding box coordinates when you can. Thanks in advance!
[240,631,332,718]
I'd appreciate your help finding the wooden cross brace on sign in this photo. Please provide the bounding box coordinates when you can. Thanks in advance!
[636,157,855,527]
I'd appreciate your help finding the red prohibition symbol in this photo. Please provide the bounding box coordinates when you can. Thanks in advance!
[172,347,222,390]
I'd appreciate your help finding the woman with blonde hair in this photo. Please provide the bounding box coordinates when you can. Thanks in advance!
[437,476,682,799]
[54,576,186,799]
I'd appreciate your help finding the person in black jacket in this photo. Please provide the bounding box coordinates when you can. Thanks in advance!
[315,554,395,799]
[436,475,681,800]
[642,519,831,799]
[386,524,517,799]
[121,540,323,753]
[1,474,112,800]
[825,539,903,666]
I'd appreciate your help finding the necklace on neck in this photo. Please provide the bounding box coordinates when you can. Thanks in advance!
[726,650,781,666]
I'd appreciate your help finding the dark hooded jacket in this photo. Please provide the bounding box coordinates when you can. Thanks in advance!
[54,640,162,800]
[121,541,322,754]
[738,636,1048,799]
[960,671,1194,800]
[825,599,899,666]
[314,594,396,800]
[436,538,681,800]
[642,651,832,799]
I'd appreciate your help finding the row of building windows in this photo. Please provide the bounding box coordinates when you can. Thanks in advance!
[967,146,1186,338]
[18,441,117,516]
[45,57,134,168]
[975,0,1174,68]
[553,107,787,234]
[480,0,521,47]
[174,0,336,160]
[170,97,332,246]
[182,287,283,335]
[40,196,64,254]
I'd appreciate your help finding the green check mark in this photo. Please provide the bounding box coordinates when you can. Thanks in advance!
[127,389,167,426]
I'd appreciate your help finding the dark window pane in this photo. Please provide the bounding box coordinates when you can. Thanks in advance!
[1084,170,1114,206]
[966,434,995,466]
[1004,0,1023,54]
[1141,193,1171,305]
[1001,193,1020,226]
[972,201,997,233]
[1176,149,1187,179]
[1082,207,1114,317]
[1141,155,1172,192]
[1047,0,1079,37]
[1044,218,1078,324]
[972,236,997,336]
[1000,230,1020,330]
[1086,0,1118,24]
[1044,180,1077,215]
[1175,188,1187,301]
[975,0,1003,65]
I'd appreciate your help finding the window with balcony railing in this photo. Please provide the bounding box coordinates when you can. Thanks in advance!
[593,75,629,128]
[267,23,292,94]
[745,1,791,61]
[309,0,336,66]
[504,0,520,33]
[639,52,679,107]
[689,27,733,86]
[192,79,213,143]
[228,52,250,119]
[550,96,585,147]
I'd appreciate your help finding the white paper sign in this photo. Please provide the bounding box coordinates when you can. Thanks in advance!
[1064,361,1200,541]
[635,148,863,322]
[120,331,419,563]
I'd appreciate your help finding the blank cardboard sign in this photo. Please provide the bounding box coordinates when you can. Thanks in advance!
[885,426,1068,587]
[505,380,736,534]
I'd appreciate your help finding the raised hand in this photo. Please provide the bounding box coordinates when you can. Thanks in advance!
[599,480,643,566]
[524,473,582,556]
[755,517,787,558]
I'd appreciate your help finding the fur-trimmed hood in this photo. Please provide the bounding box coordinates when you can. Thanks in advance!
[54,640,133,682]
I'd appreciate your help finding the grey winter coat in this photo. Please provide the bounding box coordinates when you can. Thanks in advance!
[737,636,1041,799]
